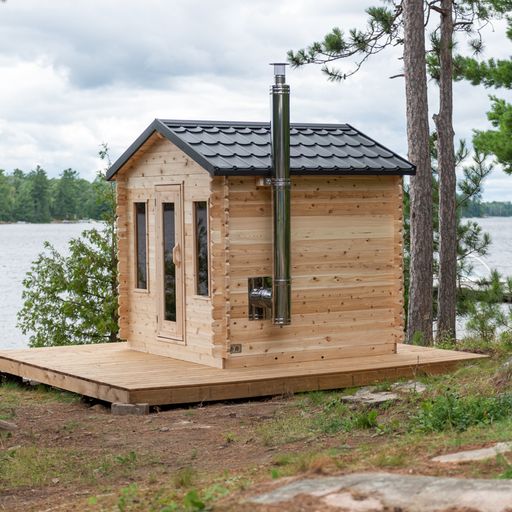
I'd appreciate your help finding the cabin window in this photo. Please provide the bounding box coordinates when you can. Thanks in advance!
[163,202,177,321]
[194,201,209,296]
[134,202,148,290]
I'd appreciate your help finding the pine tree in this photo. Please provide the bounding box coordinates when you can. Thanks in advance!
[288,0,511,343]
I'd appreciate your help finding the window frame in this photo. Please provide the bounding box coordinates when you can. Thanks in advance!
[133,200,149,293]
[193,200,211,298]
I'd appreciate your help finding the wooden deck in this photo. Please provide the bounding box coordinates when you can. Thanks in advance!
[0,343,486,406]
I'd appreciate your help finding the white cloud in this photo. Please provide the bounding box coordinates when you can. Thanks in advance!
[0,0,511,199]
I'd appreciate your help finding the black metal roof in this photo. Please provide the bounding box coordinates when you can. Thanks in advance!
[106,119,415,180]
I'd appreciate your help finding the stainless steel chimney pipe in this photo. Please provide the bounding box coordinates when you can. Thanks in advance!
[270,63,291,325]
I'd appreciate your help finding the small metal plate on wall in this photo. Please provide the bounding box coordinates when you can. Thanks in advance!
[229,344,242,354]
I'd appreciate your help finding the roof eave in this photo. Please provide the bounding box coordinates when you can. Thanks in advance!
[212,167,415,176]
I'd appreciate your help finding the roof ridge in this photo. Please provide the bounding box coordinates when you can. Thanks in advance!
[158,119,352,129]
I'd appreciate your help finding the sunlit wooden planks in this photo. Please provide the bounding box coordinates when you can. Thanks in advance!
[225,175,406,367]
[0,343,486,405]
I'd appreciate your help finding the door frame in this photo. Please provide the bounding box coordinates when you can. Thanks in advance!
[155,184,185,343]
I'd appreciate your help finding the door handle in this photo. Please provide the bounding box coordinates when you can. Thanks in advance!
[172,243,181,267]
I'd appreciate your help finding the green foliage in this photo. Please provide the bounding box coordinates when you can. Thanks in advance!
[473,96,512,173]
[290,1,512,82]
[402,140,493,320]
[173,467,197,489]
[182,490,205,511]
[455,18,512,89]
[16,145,119,347]
[456,18,512,174]
[287,5,401,81]
[464,270,509,342]
[414,390,512,432]
[117,483,138,512]
[17,223,119,347]
[461,200,512,217]
[115,451,137,467]
[0,166,112,223]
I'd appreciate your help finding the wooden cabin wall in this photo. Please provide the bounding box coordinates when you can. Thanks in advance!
[116,135,224,367]
[225,175,405,368]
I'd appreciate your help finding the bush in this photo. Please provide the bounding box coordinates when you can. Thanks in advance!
[17,226,119,347]
[414,390,512,432]
[463,271,511,343]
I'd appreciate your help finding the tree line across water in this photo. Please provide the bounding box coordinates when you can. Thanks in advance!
[461,200,512,218]
[0,167,111,223]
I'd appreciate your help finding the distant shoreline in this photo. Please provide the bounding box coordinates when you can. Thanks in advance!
[0,220,98,225]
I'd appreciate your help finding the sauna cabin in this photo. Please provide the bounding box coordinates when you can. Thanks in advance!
[106,65,415,369]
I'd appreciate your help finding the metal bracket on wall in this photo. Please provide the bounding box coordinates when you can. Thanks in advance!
[248,276,272,320]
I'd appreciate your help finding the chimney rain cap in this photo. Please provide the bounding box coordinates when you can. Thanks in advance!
[270,62,288,76]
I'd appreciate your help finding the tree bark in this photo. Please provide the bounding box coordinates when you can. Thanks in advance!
[435,0,457,341]
[404,0,433,344]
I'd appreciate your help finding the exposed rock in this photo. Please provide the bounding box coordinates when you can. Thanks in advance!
[323,491,383,511]
[248,472,512,511]
[391,380,427,394]
[432,442,512,463]
[341,387,398,405]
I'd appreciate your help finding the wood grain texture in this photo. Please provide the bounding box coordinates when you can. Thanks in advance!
[226,175,405,366]
[115,138,407,369]
[119,137,220,366]
[0,343,486,405]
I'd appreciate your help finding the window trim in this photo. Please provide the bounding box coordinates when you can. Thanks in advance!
[133,200,149,293]
[193,200,211,298]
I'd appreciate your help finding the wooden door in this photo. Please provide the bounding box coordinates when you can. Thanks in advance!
[156,185,184,341]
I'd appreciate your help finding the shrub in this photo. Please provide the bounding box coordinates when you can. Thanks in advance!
[414,390,512,432]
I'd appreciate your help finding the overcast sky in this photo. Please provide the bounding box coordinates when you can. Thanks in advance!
[1,0,511,199]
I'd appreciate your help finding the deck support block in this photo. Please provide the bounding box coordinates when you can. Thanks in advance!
[111,402,150,416]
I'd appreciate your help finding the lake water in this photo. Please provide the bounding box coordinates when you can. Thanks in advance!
[0,222,98,349]
[0,218,511,350]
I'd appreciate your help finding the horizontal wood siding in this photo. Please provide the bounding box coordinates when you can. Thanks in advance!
[226,175,405,368]
[118,135,223,367]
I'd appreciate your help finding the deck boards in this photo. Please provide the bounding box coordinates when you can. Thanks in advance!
[0,343,486,405]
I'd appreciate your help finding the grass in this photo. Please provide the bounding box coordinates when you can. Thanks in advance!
[0,446,149,490]
[173,467,197,489]
[5,340,512,510]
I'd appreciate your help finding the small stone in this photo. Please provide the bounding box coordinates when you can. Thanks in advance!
[111,403,150,416]
[432,442,512,463]
[22,378,41,386]
[391,381,427,394]
[0,419,17,431]
[51,478,60,485]
[341,389,399,405]
[159,427,170,432]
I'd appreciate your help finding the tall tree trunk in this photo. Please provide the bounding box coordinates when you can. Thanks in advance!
[404,0,433,344]
[435,0,457,341]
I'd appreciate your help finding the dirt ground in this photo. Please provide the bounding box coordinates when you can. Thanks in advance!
[1,361,511,511]
[1,388,295,511]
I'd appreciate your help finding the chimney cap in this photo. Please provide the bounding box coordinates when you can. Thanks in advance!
[270,62,288,76]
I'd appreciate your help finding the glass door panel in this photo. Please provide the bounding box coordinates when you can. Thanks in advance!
[156,186,184,341]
